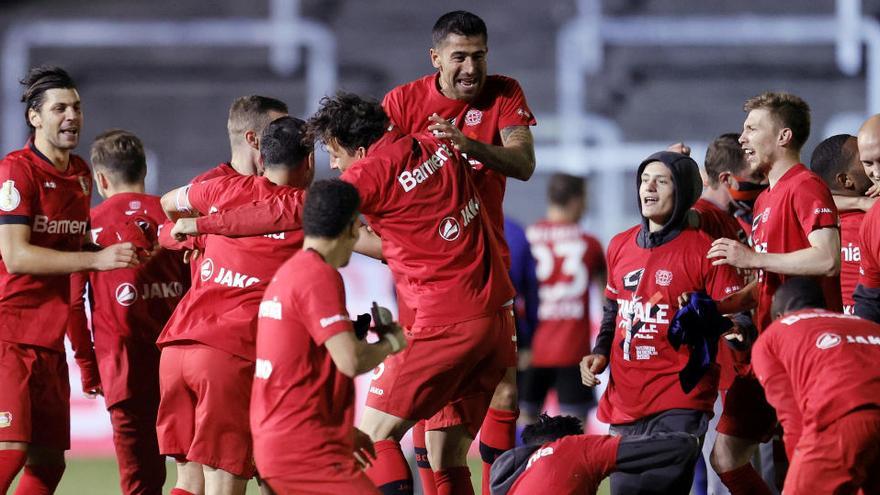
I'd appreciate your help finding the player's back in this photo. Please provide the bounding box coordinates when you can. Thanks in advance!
[839,210,864,314]
[692,197,746,243]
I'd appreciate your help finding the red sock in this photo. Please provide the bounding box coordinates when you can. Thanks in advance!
[412,421,437,495]
[13,464,65,495]
[0,450,27,493]
[718,464,773,495]
[364,439,413,494]
[170,490,196,495]
[479,407,518,494]
[434,466,474,495]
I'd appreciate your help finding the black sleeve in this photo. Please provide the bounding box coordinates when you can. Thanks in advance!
[591,299,618,357]
[854,284,880,324]
[614,432,701,474]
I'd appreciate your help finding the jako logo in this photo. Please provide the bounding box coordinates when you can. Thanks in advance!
[371,362,385,380]
[439,217,461,241]
[115,283,138,306]
[255,358,273,379]
[200,258,214,282]
[816,332,842,350]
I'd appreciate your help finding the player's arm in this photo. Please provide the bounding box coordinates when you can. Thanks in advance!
[580,296,616,387]
[428,115,535,181]
[67,272,101,397]
[323,324,407,378]
[752,338,803,457]
[354,223,384,261]
[159,185,198,222]
[0,224,137,275]
[707,227,840,277]
[833,194,876,212]
[172,193,303,240]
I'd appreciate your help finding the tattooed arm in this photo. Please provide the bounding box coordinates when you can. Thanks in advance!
[428,115,536,181]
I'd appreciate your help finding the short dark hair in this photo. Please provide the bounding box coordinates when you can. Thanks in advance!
[704,133,748,185]
[743,92,811,152]
[303,179,361,238]
[227,95,288,141]
[521,414,583,446]
[810,134,857,188]
[432,11,488,47]
[547,173,585,206]
[20,66,77,130]
[307,92,389,155]
[260,116,312,170]
[770,276,827,319]
[90,129,147,185]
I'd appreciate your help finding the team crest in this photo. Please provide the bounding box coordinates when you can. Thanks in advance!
[655,269,673,287]
[465,109,483,127]
[0,412,11,428]
[0,180,20,212]
[622,268,645,291]
[128,200,141,210]
[517,107,531,120]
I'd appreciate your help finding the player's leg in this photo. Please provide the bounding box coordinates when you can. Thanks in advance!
[172,461,205,495]
[411,421,436,495]
[358,407,416,494]
[479,367,518,493]
[426,425,475,495]
[0,343,35,491]
[517,366,553,427]
[0,442,27,493]
[710,433,769,495]
[109,395,165,495]
[556,365,594,425]
[202,465,248,495]
[14,445,65,495]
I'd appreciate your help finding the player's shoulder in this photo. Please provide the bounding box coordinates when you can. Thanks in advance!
[387,74,434,101]
[191,162,235,184]
[608,225,640,254]
[486,74,524,93]
[679,226,715,247]
[0,147,37,173]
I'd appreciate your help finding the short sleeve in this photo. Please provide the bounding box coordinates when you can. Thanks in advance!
[704,253,744,300]
[793,178,839,235]
[585,235,606,275]
[497,78,537,130]
[297,267,353,345]
[0,157,37,224]
[859,205,880,288]
[382,89,403,129]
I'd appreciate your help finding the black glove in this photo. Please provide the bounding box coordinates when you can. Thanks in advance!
[353,313,371,340]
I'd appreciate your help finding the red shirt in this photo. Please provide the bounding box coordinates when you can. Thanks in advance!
[839,210,864,314]
[753,309,880,454]
[750,164,841,330]
[251,249,357,479]
[340,130,514,326]
[157,175,303,361]
[68,193,189,406]
[599,226,743,425]
[508,435,620,495]
[383,73,537,268]
[860,201,880,289]
[526,220,605,367]
[0,144,91,351]
[692,198,746,243]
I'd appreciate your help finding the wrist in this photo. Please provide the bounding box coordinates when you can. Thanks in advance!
[382,332,403,353]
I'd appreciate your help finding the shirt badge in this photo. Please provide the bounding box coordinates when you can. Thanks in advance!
[465,109,482,127]
[655,269,673,287]
[0,180,21,212]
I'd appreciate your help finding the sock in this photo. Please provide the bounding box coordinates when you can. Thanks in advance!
[479,408,518,494]
[170,490,196,495]
[13,464,65,495]
[435,467,474,495]
[364,439,413,495]
[412,421,437,495]
[718,464,773,495]
[0,450,27,493]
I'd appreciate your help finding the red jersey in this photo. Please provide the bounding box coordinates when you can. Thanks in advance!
[599,226,743,425]
[383,73,537,267]
[753,309,880,450]
[508,435,620,495]
[692,198,746,243]
[526,220,605,367]
[0,143,91,351]
[340,130,514,326]
[839,210,864,314]
[251,249,357,479]
[68,193,189,406]
[157,174,303,361]
[750,164,841,330]
[860,201,880,289]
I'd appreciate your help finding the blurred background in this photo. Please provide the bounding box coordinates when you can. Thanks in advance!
[2,0,879,492]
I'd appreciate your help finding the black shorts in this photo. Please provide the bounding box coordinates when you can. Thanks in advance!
[520,365,595,410]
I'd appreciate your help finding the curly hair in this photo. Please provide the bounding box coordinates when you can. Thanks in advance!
[306,92,389,155]
[521,414,583,446]
[20,66,77,130]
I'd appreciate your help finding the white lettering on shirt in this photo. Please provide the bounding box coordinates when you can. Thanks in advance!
[319,314,348,328]
[255,358,273,379]
[212,267,260,288]
[397,145,450,192]
[259,298,282,320]
[32,215,87,235]
[526,447,555,469]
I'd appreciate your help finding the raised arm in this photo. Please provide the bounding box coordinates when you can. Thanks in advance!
[323,323,407,378]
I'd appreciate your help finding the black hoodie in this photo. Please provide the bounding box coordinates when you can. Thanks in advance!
[635,151,703,249]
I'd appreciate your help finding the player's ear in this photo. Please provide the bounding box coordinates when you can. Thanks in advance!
[430,47,441,69]
[777,127,794,148]
[718,171,733,188]
[245,129,259,151]
[355,147,367,160]
[27,107,41,129]
[835,172,853,190]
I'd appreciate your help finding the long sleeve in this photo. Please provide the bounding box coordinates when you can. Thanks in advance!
[67,272,100,392]
[196,193,302,237]
[591,298,619,357]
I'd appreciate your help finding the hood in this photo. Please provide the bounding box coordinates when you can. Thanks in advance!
[489,444,541,495]
[636,151,702,248]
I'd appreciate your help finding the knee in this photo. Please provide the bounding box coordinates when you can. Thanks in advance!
[490,371,518,410]
[426,428,472,469]
[710,436,752,473]
[358,408,410,442]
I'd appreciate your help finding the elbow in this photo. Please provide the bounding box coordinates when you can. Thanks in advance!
[3,252,25,274]
[517,157,536,181]
[822,254,840,277]
[336,359,357,379]
[159,192,177,220]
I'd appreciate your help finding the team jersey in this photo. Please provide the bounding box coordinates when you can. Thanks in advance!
[753,309,880,450]
[383,73,537,268]
[251,249,357,479]
[157,174,303,361]
[526,220,605,367]
[68,193,189,406]
[507,435,620,495]
[599,226,743,425]
[859,202,880,290]
[692,198,747,243]
[0,143,91,351]
[341,129,514,326]
[750,164,841,330]
[839,210,864,314]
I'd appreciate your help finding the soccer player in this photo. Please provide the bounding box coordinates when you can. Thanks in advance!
[706,92,840,495]
[382,11,537,492]
[156,116,311,495]
[490,414,701,495]
[580,151,743,495]
[521,173,605,427]
[66,130,189,495]
[752,277,880,494]
[0,66,139,494]
[853,114,880,322]
[809,134,872,315]
[251,178,407,495]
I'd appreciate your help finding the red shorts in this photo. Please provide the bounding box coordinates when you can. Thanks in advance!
[716,374,777,442]
[784,408,880,495]
[365,308,516,438]
[156,343,255,477]
[0,342,70,450]
[264,468,379,495]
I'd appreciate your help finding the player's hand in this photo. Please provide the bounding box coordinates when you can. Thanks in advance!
[666,142,691,156]
[707,238,758,269]
[83,384,103,399]
[352,428,376,469]
[580,354,608,387]
[384,323,408,355]
[868,182,880,198]
[92,242,139,271]
[183,248,201,265]
[172,217,199,241]
[427,113,470,152]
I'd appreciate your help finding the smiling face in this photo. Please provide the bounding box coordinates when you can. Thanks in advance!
[639,161,675,230]
[325,139,362,173]
[739,108,782,176]
[30,87,82,152]
[859,127,880,187]
[430,33,488,102]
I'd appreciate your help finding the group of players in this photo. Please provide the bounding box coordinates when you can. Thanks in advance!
[1,8,880,495]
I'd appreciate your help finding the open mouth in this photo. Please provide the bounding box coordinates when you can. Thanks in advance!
[742,147,755,157]
[642,197,659,206]
[60,128,79,138]
[457,78,478,90]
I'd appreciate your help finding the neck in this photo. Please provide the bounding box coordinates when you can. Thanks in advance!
[767,153,800,187]
[33,134,69,170]
[264,168,291,187]
[546,205,580,223]
[700,185,730,210]
[303,237,348,268]
[229,146,256,175]
[103,183,145,197]
[648,217,666,232]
